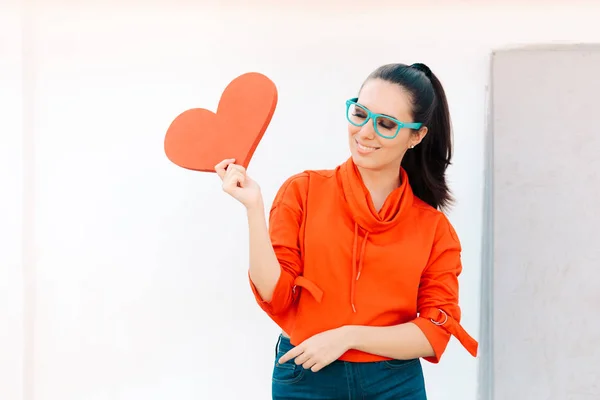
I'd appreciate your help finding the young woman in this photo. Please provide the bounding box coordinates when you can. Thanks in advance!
[215,63,478,399]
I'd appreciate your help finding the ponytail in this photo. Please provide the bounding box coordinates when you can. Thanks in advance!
[365,63,454,211]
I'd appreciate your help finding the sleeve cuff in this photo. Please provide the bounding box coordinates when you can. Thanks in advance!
[248,270,292,316]
[411,316,451,363]
[412,308,479,363]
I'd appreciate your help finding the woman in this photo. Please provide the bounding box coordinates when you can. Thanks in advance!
[215,63,478,399]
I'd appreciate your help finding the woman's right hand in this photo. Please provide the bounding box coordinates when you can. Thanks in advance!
[214,158,263,210]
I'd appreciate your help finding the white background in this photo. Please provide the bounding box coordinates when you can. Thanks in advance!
[2,1,600,399]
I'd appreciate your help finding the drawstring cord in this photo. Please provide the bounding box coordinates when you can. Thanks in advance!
[350,222,369,313]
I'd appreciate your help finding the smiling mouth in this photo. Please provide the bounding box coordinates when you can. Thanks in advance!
[355,139,380,152]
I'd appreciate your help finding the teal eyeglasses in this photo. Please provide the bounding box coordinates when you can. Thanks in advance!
[345,97,422,139]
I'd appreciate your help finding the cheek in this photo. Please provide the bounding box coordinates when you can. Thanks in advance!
[347,124,360,137]
[380,134,409,153]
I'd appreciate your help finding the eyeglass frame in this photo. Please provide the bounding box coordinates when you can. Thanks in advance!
[345,97,423,139]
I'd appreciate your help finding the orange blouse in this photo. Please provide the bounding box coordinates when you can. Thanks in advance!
[249,157,478,363]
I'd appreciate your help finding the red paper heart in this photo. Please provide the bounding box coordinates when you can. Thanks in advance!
[164,72,278,172]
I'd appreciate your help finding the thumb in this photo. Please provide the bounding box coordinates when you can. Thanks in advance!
[214,158,236,180]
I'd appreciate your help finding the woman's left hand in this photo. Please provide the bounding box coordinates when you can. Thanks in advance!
[278,326,354,372]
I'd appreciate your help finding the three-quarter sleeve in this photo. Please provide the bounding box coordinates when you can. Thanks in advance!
[248,173,308,317]
[410,215,478,363]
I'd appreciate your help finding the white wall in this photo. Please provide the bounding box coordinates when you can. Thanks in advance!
[1,1,25,400]
[2,1,600,399]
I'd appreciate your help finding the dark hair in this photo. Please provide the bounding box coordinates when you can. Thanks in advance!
[361,63,454,211]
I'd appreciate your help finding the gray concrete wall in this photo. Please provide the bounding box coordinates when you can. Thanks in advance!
[491,45,600,400]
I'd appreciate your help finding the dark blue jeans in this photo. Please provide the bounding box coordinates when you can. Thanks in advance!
[272,334,427,400]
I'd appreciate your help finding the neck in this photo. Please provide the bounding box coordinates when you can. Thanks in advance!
[356,161,402,210]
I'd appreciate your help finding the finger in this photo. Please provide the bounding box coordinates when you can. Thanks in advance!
[215,158,235,171]
[227,164,247,179]
[225,167,246,188]
[302,359,317,370]
[215,163,231,180]
[293,351,311,366]
[225,163,244,173]
[214,158,235,179]
[311,363,325,373]
[236,171,246,188]
[223,170,245,191]
[226,163,245,173]
[279,346,302,364]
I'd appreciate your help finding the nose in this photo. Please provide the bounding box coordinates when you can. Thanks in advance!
[358,119,377,139]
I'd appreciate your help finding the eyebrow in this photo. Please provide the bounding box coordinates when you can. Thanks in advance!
[356,100,399,120]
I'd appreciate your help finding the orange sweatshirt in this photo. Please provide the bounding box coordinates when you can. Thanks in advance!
[249,157,478,363]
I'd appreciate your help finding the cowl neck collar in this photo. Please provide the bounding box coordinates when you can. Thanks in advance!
[339,157,414,234]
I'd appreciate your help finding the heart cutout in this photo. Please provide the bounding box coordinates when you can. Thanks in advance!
[164,72,278,172]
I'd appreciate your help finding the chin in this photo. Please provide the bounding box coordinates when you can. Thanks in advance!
[350,151,384,170]
[350,145,403,173]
